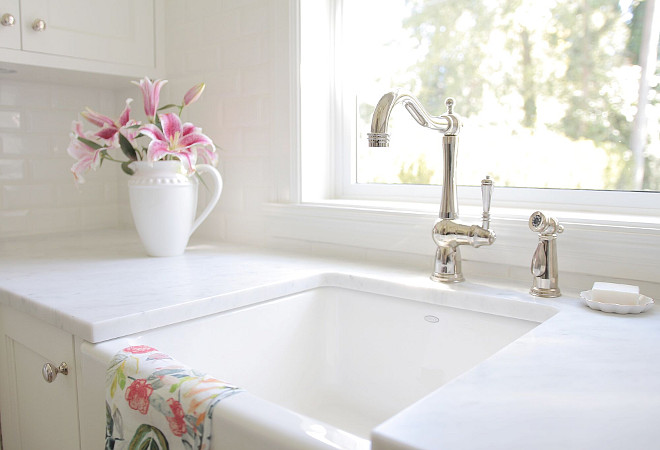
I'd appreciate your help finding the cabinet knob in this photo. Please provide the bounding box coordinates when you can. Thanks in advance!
[32,18,46,32]
[1,13,15,27]
[42,362,68,383]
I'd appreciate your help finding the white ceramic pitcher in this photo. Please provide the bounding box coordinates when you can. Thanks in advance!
[128,160,223,257]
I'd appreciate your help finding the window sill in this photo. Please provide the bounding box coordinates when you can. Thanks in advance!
[263,199,660,285]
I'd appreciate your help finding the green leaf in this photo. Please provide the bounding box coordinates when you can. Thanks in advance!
[117,367,126,390]
[121,161,135,176]
[148,395,171,417]
[168,376,193,393]
[105,401,114,437]
[156,103,179,111]
[128,424,169,450]
[153,368,189,377]
[147,377,165,391]
[119,133,138,161]
[110,377,117,399]
[77,136,104,150]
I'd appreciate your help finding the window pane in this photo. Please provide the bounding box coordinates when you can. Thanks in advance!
[349,0,660,191]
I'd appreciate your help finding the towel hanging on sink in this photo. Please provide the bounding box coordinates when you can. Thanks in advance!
[105,345,242,450]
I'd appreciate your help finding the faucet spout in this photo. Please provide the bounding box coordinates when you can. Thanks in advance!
[367,90,460,147]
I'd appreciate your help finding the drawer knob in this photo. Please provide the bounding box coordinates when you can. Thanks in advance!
[31,18,46,32]
[1,13,15,27]
[42,362,68,383]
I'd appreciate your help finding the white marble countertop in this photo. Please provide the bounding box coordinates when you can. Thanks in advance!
[373,293,660,449]
[1,230,658,449]
[0,230,377,342]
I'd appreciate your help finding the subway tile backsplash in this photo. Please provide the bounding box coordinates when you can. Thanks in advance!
[0,0,291,243]
[0,111,20,129]
[0,78,123,237]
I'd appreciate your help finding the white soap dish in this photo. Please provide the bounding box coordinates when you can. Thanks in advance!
[580,290,654,314]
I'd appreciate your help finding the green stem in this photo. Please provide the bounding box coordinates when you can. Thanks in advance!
[101,154,127,164]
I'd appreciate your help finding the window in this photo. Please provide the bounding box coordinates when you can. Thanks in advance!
[300,0,660,213]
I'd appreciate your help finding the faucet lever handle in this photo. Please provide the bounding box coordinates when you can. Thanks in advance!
[481,176,493,229]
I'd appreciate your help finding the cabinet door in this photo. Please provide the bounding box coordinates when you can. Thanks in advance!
[0,307,80,450]
[20,0,155,68]
[0,0,20,49]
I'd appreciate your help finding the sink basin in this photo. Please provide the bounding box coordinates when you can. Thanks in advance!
[82,282,558,449]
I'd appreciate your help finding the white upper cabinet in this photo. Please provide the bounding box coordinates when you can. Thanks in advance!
[21,0,155,67]
[0,0,21,50]
[0,0,162,78]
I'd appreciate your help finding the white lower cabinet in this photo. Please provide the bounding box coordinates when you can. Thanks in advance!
[0,306,80,450]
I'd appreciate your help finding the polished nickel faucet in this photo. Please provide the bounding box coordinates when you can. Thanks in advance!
[367,90,495,282]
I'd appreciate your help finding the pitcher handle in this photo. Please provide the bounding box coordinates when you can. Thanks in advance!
[190,164,223,236]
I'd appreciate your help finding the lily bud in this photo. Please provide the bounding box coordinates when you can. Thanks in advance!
[183,83,205,106]
[132,77,168,121]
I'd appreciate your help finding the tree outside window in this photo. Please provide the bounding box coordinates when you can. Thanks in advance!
[353,0,660,191]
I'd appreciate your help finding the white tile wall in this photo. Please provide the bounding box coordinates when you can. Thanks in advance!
[0,79,124,237]
[0,0,293,245]
[163,0,293,244]
[4,11,335,278]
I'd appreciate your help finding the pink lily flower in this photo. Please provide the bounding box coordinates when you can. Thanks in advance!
[183,83,205,106]
[132,77,168,121]
[185,124,218,166]
[140,113,216,174]
[67,121,103,184]
[81,98,136,142]
[80,108,113,129]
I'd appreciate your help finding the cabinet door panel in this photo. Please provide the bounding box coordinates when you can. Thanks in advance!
[10,339,80,449]
[0,307,80,449]
[21,0,155,67]
[0,0,20,49]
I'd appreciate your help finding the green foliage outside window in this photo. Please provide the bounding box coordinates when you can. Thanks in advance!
[358,0,660,191]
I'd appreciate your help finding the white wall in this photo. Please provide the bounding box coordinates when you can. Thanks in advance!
[0,79,124,237]
[162,0,294,245]
[0,0,293,242]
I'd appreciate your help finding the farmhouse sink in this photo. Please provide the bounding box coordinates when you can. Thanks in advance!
[83,283,558,449]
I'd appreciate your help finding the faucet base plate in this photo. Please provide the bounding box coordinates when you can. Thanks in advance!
[430,272,465,283]
[530,286,561,298]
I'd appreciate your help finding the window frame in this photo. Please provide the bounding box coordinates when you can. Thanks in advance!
[288,0,660,287]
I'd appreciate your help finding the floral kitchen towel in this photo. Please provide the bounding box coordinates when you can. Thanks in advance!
[105,345,242,450]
